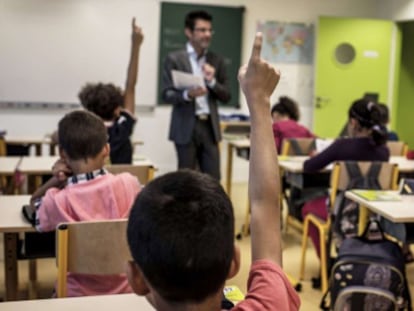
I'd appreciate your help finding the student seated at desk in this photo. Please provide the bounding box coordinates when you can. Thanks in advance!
[302,99,389,286]
[125,33,300,311]
[79,18,143,164]
[271,96,315,154]
[377,103,399,141]
[30,110,141,297]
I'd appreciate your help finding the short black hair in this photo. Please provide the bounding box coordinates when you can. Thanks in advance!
[271,96,300,121]
[127,170,234,303]
[185,10,212,30]
[348,98,387,146]
[78,83,124,121]
[58,110,108,161]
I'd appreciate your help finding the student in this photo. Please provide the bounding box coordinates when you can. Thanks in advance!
[377,103,399,141]
[79,18,143,164]
[271,96,314,154]
[126,33,300,310]
[31,110,141,297]
[301,99,389,286]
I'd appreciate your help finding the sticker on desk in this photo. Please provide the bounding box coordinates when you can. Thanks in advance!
[224,285,245,301]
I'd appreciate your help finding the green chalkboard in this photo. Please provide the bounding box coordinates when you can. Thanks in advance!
[158,2,244,108]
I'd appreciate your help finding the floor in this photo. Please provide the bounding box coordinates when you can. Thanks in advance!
[0,182,413,310]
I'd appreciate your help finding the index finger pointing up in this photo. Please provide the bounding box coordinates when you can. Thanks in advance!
[249,32,263,63]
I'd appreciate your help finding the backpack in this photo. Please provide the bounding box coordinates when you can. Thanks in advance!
[321,219,412,311]
[331,162,382,249]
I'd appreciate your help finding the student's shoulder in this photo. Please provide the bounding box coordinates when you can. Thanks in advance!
[233,259,300,311]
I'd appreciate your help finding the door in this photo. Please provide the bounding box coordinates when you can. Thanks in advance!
[314,17,395,138]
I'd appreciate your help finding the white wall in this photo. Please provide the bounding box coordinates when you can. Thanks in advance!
[0,0,384,180]
[377,0,414,20]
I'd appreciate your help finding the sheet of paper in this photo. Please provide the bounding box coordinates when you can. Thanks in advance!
[171,70,205,90]
[315,138,334,153]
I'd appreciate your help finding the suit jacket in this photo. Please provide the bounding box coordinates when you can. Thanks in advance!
[162,49,231,144]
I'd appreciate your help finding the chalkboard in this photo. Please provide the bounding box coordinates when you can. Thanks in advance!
[158,2,244,108]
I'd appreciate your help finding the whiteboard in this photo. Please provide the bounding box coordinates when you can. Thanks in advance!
[0,0,160,106]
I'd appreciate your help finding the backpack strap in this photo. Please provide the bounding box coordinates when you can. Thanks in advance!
[289,139,304,155]
[364,162,382,189]
[344,162,363,189]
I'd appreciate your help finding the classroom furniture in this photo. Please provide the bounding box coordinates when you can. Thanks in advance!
[4,135,52,156]
[299,161,398,293]
[106,163,155,185]
[280,138,317,233]
[56,220,131,298]
[387,141,408,156]
[280,138,316,156]
[0,195,34,301]
[0,293,154,310]
[345,190,414,225]
[221,121,250,138]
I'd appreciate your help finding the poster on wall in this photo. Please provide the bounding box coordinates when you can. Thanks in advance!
[257,21,314,64]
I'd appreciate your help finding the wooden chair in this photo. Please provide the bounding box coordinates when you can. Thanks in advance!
[106,163,155,185]
[281,137,316,156]
[281,138,316,233]
[299,161,398,293]
[56,219,131,298]
[387,141,408,156]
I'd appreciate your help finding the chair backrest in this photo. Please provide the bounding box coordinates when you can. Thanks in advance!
[281,138,316,156]
[387,141,408,156]
[106,164,154,185]
[329,161,398,205]
[56,219,131,298]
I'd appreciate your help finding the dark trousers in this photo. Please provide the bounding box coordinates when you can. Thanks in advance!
[175,118,220,180]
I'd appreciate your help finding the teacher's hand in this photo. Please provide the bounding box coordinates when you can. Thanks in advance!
[202,63,215,82]
[188,86,207,99]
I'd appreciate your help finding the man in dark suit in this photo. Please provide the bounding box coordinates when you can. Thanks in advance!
[162,10,231,180]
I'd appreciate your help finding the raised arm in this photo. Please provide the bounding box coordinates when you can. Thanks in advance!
[124,17,144,115]
[238,33,282,265]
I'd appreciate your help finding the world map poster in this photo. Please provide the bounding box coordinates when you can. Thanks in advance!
[257,21,314,64]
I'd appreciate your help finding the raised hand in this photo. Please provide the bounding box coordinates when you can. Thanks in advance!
[238,32,280,105]
[131,17,144,46]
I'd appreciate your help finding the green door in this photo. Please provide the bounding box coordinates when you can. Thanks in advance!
[314,16,395,138]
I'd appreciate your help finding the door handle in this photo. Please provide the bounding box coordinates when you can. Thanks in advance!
[315,96,330,109]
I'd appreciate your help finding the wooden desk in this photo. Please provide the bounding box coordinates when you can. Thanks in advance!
[0,293,154,310]
[0,195,34,301]
[225,139,250,196]
[224,138,414,194]
[5,136,53,156]
[345,190,414,235]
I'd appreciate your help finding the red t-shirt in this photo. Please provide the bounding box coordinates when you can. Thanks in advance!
[273,119,314,154]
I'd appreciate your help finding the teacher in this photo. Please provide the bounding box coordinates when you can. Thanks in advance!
[162,10,231,180]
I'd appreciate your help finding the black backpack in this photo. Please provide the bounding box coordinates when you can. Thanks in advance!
[331,162,382,249]
[321,219,412,311]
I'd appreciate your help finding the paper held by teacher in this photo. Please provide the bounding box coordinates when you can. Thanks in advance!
[172,70,205,90]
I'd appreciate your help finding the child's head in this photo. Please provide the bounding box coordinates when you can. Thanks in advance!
[377,103,390,126]
[58,110,108,161]
[271,96,299,122]
[127,170,239,305]
[78,83,124,121]
[348,98,387,145]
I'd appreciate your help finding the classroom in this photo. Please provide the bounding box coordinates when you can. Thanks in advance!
[1,0,414,310]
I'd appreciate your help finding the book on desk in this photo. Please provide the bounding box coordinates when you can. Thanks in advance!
[352,190,401,201]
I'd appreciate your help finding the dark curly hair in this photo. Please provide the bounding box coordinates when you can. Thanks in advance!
[270,96,300,121]
[78,83,124,121]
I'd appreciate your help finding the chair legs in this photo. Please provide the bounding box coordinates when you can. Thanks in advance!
[319,228,328,293]
[299,216,310,280]
[299,216,329,293]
